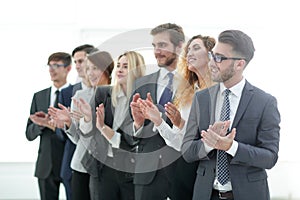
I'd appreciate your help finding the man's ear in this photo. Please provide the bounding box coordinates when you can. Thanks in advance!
[66,65,72,72]
[235,59,246,71]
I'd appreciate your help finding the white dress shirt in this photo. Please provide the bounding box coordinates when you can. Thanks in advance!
[211,78,246,191]
[157,68,178,101]
[50,83,69,107]
[133,68,178,136]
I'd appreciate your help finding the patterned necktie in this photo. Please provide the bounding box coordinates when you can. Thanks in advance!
[217,89,231,185]
[159,72,174,106]
[54,90,60,108]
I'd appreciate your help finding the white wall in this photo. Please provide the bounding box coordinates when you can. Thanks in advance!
[0,0,299,199]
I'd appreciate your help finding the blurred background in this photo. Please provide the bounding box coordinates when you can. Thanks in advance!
[0,0,298,199]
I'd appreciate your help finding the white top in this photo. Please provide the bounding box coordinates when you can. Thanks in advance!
[66,87,94,173]
[154,105,191,152]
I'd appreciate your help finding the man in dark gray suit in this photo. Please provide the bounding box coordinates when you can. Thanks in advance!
[56,44,94,200]
[26,52,72,200]
[182,30,280,200]
[130,23,185,200]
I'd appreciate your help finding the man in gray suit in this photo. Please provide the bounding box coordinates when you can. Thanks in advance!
[182,30,280,200]
[130,23,185,200]
[26,52,72,200]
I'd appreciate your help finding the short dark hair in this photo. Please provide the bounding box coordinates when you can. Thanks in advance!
[218,30,255,64]
[72,44,95,57]
[47,52,71,66]
[150,23,185,46]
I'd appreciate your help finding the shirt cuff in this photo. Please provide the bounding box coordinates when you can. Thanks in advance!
[204,142,214,153]
[155,120,169,135]
[226,140,238,156]
[109,131,121,148]
[133,124,143,137]
[79,118,93,134]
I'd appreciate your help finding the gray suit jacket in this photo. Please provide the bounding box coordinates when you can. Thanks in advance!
[131,70,180,185]
[182,81,280,200]
[26,87,65,179]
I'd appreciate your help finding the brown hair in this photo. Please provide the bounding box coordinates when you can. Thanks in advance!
[87,51,114,84]
[150,23,185,46]
[174,35,216,108]
[47,52,71,66]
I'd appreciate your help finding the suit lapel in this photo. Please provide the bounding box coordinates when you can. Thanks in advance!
[232,81,254,128]
[208,84,220,124]
[150,71,160,104]
[45,87,51,109]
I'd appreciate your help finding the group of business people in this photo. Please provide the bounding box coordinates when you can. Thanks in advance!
[26,22,281,200]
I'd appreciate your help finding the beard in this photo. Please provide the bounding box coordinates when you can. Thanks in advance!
[157,52,177,68]
[211,62,236,83]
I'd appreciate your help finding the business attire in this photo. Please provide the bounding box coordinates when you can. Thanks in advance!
[65,86,95,200]
[26,84,68,200]
[182,79,280,200]
[56,83,81,200]
[81,86,136,200]
[155,105,198,200]
[131,68,181,200]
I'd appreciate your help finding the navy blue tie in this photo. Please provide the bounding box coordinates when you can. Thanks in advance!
[217,89,231,185]
[159,73,174,106]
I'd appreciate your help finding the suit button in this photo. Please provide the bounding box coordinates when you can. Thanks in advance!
[159,154,162,159]
[130,158,135,163]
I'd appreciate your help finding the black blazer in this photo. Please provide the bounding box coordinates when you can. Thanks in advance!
[57,83,81,180]
[26,87,65,179]
[130,70,180,185]
[83,86,137,174]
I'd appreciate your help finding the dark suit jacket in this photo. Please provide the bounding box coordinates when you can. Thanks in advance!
[182,81,280,200]
[26,87,65,179]
[58,82,81,180]
[130,70,181,185]
[83,86,136,175]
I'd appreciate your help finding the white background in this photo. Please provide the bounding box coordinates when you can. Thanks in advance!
[0,0,299,199]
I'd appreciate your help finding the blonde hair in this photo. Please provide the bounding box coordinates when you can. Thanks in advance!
[111,51,146,107]
[174,35,216,108]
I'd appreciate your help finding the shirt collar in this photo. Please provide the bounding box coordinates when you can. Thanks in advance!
[159,68,177,80]
[220,78,246,97]
[51,82,70,95]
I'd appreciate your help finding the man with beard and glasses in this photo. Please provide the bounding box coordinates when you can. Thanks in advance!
[182,30,280,200]
[130,23,185,200]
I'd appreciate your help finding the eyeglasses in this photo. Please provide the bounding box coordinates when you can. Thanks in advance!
[47,63,67,69]
[208,51,246,63]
